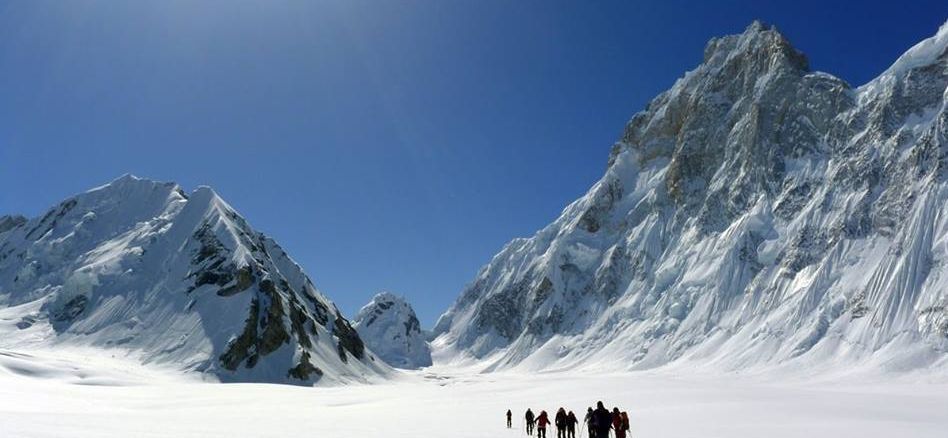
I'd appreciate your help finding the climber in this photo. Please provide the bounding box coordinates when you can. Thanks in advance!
[566,410,578,438]
[555,407,568,438]
[507,409,513,428]
[616,412,630,438]
[612,407,625,438]
[536,410,551,438]
[526,408,536,436]
[584,407,597,438]
[593,402,612,438]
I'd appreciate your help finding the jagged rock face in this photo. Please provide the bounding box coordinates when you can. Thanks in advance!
[354,292,432,369]
[433,21,948,372]
[0,215,27,234]
[0,175,386,384]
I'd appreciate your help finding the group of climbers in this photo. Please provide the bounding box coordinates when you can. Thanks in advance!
[583,401,630,438]
[523,408,568,438]
[517,401,627,438]
[554,408,578,438]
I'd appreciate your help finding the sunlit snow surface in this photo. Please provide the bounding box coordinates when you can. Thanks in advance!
[1,346,946,438]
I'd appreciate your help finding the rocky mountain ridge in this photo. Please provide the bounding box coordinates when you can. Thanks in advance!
[0,175,387,384]
[431,21,948,373]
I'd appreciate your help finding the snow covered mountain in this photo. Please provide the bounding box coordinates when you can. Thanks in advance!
[0,175,387,384]
[432,21,948,373]
[353,292,432,369]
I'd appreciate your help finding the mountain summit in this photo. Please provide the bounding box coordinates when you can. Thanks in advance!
[353,292,432,369]
[432,22,948,373]
[0,175,386,384]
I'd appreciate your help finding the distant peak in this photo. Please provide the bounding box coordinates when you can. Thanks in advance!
[703,20,808,71]
[98,173,147,190]
[105,173,166,188]
[191,185,219,198]
[357,292,416,321]
[371,291,407,305]
[114,173,141,183]
[186,185,233,214]
[84,174,180,200]
[744,19,769,33]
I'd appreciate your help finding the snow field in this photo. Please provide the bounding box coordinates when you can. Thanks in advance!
[1,348,946,438]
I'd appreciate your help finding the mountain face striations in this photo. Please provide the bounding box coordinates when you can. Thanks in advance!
[432,22,948,373]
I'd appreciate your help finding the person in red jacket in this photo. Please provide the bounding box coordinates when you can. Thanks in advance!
[536,410,551,438]
[611,408,630,438]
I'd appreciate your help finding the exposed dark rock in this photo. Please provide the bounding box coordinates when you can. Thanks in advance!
[217,266,255,297]
[333,315,364,362]
[578,178,623,233]
[220,299,260,370]
[25,199,77,240]
[287,351,323,380]
[52,295,88,322]
[0,215,26,234]
[257,279,290,356]
[289,300,314,349]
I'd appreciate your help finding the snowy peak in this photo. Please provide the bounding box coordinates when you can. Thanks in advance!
[354,292,431,369]
[0,175,386,385]
[703,21,808,72]
[616,21,849,176]
[605,21,854,237]
[20,175,184,246]
[856,20,948,142]
[874,19,948,83]
[433,22,948,374]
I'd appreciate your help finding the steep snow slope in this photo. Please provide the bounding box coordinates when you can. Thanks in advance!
[432,21,948,373]
[0,175,387,384]
[353,292,432,369]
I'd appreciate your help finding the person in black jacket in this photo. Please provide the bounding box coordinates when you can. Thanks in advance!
[555,407,568,438]
[593,401,613,438]
[565,410,578,438]
[507,409,513,428]
[525,408,536,436]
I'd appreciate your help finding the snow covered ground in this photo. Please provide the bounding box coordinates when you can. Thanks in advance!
[1,347,946,438]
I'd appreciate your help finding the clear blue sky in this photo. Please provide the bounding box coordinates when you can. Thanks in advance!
[2,1,945,325]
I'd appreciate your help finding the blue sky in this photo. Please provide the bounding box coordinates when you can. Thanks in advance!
[2,1,945,325]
